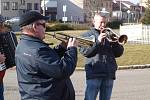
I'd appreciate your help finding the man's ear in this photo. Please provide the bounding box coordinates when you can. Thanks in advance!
[91,21,94,27]
[32,23,37,31]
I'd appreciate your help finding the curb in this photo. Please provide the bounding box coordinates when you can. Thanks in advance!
[118,64,150,70]
[8,64,150,71]
[76,64,150,71]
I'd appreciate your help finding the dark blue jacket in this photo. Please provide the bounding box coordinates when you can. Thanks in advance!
[15,34,77,100]
[79,28,124,80]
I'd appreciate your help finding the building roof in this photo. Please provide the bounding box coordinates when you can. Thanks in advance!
[113,0,137,11]
[122,1,136,6]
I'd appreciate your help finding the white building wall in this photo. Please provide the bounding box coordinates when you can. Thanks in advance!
[120,24,150,44]
[57,0,84,22]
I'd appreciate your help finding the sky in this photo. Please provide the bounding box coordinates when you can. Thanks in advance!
[118,0,140,4]
[130,0,140,4]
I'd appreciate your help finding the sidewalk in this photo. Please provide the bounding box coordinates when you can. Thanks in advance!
[4,67,150,100]
[76,64,150,70]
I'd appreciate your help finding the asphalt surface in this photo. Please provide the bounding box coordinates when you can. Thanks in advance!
[3,68,150,100]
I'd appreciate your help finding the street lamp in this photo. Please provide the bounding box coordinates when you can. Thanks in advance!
[127,10,130,23]
[131,13,134,22]
[120,0,122,19]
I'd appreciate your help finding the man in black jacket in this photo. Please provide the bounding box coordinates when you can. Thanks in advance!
[15,11,78,100]
[79,13,124,100]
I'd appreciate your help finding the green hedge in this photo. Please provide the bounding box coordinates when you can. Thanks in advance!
[106,20,123,29]
[46,23,90,31]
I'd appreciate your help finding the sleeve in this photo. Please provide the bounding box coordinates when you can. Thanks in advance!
[79,32,102,58]
[53,44,67,57]
[36,46,77,79]
[79,42,101,58]
[111,42,124,58]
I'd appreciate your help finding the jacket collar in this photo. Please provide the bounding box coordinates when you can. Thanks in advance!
[20,34,49,45]
[91,27,100,32]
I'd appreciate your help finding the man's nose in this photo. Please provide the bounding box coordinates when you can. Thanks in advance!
[101,23,105,27]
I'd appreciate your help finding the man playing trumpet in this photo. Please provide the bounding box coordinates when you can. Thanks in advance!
[79,12,124,100]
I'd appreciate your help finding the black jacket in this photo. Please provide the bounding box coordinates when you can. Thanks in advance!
[15,34,77,100]
[79,28,124,80]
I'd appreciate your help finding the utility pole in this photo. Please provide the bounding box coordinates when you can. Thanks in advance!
[43,0,46,16]
[120,0,122,20]
[63,5,67,23]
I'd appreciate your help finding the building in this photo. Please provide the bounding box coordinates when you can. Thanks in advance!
[112,0,145,23]
[0,0,41,19]
[0,0,113,22]
[57,0,84,22]
[41,0,113,23]
[0,0,115,23]
[41,0,84,22]
[41,0,57,20]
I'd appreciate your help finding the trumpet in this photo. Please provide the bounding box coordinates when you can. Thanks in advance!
[102,28,128,45]
[47,32,95,47]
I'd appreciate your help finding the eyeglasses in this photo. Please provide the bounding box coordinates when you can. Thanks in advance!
[36,23,46,28]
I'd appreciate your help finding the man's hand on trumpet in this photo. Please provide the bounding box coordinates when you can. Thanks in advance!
[60,40,68,49]
[60,38,78,49]
[67,38,78,48]
[98,33,106,43]
[98,28,107,44]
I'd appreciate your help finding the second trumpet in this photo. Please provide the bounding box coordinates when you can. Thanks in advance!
[47,32,96,47]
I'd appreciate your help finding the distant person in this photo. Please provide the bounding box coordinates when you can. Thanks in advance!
[15,11,78,100]
[0,15,17,100]
[0,52,6,100]
[79,12,124,100]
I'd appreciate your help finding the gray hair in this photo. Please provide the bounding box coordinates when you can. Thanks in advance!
[21,23,33,31]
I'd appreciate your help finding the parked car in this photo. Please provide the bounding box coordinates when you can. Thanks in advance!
[5,17,20,31]
[5,17,20,24]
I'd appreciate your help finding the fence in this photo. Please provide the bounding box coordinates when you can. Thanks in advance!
[120,24,150,44]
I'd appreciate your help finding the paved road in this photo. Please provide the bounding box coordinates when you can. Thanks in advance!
[3,68,150,100]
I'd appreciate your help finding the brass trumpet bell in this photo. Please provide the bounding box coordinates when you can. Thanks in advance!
[104,28,128,45]
[118,35,128,44]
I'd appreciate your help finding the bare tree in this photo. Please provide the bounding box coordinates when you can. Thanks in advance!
[84,0,102,22]
[140,0,150,24]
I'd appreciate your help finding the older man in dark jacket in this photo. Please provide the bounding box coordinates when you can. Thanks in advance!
[79,13,124,100]
[15,11,78,100]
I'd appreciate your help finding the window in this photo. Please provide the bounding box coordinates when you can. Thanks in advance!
[12,2,18,10]
[110,2,112,8]
[34,3,39,10]
[101,3,103,7]
[27,3,32,10]
[21,0,25,5]
[106,2,108,8]
[3,2,9,10]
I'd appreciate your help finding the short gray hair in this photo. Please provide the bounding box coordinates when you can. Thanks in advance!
[21,23,33,31]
